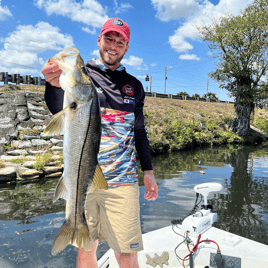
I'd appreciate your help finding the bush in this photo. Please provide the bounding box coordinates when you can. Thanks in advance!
[144,103,264,154]
[11,158,28,164]
[33,153,52,171]
[255,118,268,134]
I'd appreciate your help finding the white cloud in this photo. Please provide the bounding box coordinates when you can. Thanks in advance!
[82,27,96,35]
[114,0,133,14]
[169,33,193,53]
[137,75,146,79]
[0,22,74,75]
[122,55,143,66]
[34,0,109,28]
[179,54,200,60]
[0,0,12,20]
[121,55,148,70]
[90,49,99,57]
[151,63,157,67]
[152,0,254,54]
[151,0,204,22]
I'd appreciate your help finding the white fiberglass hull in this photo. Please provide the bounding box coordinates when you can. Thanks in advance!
[98,225,268,268]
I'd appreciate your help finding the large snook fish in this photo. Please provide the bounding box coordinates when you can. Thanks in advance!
[44,47,108,255]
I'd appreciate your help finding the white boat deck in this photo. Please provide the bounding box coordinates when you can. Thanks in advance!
[98,225,268,268]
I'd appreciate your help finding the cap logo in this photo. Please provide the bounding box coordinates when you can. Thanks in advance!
[113,19,124,26]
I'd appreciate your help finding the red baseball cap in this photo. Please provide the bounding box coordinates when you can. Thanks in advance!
[101,18,130,43]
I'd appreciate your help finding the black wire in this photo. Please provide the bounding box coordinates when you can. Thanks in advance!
[171,193,203,225]
[171,224,185,238]
[172,226,189,261]
[171,193,203,262]
[174,237,187,261]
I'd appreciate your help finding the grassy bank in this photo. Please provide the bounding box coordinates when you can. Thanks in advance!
[144,97,268,154]
[2,85,268,154]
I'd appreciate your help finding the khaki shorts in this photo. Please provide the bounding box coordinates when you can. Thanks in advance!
[65,184,143,253]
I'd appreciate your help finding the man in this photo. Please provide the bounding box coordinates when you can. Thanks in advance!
[41,18,158,268]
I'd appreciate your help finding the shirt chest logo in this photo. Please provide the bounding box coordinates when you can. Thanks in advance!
[122,84,134,96]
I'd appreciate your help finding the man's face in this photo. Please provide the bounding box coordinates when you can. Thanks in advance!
[97,31,129,71]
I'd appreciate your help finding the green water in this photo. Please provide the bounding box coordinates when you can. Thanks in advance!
[0,144,267,267]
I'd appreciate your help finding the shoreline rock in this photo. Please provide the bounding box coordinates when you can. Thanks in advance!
[0,91,63,183]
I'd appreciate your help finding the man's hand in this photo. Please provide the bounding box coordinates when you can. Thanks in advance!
[41,60,62,88]
[143,170,158,201]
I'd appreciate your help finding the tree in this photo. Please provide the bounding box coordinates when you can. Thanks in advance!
[192,93,201,99]
[176,91,190,98]
[202,92,219,101]
[197,0,268,136]
[255,81,268,107]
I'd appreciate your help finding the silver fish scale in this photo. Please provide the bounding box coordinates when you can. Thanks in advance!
[63,100,92,217]
[47,47,102,255]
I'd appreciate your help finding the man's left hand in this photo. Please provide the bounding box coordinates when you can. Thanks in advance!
[143,170,158,201]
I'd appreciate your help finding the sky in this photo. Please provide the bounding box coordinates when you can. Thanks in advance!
[0,0,255,101]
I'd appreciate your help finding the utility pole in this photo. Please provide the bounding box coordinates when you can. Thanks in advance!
[164,67,167,93]
[146,74,152,93]
[207,79,209,95]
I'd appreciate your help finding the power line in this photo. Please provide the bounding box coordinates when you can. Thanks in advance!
[137,59,214,76]
[167,69,208,82]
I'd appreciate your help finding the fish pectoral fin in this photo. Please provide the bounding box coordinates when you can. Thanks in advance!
[44,104,71,135]
[92,163,108,190]
[51,220,93,255]
[53,174,68,202]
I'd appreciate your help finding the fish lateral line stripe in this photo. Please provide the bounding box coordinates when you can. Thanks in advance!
[74,91,95,230]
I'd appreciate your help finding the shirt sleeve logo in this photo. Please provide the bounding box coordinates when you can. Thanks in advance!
[122,84,134,96]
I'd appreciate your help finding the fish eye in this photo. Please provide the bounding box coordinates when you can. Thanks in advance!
[70,102,77,109]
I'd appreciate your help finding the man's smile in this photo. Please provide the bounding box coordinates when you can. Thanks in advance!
[106,50,117,56]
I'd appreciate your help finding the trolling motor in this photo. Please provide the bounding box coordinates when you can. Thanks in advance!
[172,183,224,268]
[180,182,222,237]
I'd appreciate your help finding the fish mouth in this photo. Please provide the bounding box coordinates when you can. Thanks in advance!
[106,50,117,56]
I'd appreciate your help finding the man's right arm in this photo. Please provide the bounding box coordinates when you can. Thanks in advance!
[44,82,64,115]
[41,61,64,115]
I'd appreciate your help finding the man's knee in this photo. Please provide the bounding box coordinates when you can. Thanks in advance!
[115,252,137,258]
[77,241,98,268]
[114,251,138,266]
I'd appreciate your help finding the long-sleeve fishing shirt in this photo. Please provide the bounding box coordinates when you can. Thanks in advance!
[44,59,152,187]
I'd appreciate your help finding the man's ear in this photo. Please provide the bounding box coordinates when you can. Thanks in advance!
[124,44,129,55]
[97,36,101,47]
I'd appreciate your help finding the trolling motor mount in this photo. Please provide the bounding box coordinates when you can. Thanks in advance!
[180,182,222,237]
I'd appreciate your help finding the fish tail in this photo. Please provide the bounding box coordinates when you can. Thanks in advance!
[51,220,93,255]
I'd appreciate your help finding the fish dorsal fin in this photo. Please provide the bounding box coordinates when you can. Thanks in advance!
[53,173,68,202]
[44,104,71,135]
[92,163,108,190]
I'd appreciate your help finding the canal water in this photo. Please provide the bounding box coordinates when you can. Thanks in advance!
[0,144,268,267]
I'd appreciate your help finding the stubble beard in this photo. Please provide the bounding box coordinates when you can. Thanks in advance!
[99,50,124,68]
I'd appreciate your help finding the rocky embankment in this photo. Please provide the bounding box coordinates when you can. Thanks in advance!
[0,89,63,183]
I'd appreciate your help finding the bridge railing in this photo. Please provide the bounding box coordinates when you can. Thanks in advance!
[0,72,46,86]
